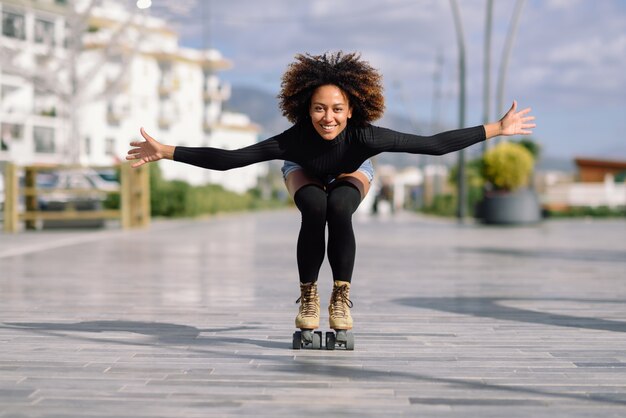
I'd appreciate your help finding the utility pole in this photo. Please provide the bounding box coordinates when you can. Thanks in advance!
[482,0,494,152]
[496,0,526,134]
[449,0,467,223]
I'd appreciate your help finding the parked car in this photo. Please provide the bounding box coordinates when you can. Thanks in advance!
[30,168,117,229]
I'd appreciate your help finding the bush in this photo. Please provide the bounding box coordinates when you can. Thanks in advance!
[482,141,534,191]
[148,164,286,218]
[545,206,626,218]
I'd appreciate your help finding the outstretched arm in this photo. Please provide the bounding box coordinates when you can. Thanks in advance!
[127,127,288,171]
[126,127,175,168]
[484,100,536,139]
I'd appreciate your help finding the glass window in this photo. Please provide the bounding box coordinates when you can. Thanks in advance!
[34,126,55,153]
[105,137,115,156]
[34,18,55,45]
[84,136,91,156]
[1,123,23,141]
[2,11,26,40]
[1,123,23,151]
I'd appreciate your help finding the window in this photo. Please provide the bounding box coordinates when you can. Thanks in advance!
[2,11,26,40]
[34,18,55,45]
[1,123,24,150]
[84,136,91,156]
[34,126,55,153]
[105,137,116,156]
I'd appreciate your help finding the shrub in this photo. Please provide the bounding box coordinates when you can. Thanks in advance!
[482,141,534,191]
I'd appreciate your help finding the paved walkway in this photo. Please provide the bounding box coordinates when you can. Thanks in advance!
[1,210,626,417]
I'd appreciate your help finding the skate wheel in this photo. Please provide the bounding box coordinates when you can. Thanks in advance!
[325,332,336,350]
[336,329,348,343]
[301,329,313,344]
[312,332,322,349]
[292,331,302,350]
[345,331,355,351]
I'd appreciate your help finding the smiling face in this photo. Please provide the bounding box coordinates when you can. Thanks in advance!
[309,84,353,140]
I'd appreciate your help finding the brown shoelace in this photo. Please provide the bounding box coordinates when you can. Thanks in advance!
[330,284,353,318]
[295,283,318,317]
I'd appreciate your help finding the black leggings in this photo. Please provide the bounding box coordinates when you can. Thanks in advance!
[293,182,362,284]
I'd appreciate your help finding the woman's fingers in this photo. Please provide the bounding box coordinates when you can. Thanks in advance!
[140,127,155,143]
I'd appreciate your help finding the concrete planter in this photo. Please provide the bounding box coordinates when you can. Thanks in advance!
[477,188,542,225]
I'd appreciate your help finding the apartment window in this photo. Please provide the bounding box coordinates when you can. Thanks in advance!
[84,136,91,156]
[34,18,55,45]
[2,11,26,40]
[33,126,55,153]
[1,123,24,151]
[105,137,116,156]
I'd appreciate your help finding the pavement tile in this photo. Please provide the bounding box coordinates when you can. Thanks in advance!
[1,212,625,417]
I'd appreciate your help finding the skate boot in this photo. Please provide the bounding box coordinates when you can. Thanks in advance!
[292,282,322,349]
[326,280,355,350]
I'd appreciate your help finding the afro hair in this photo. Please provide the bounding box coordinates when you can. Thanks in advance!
[278,51,385,126]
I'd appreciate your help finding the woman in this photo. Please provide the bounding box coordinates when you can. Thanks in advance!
[127,52,535,349]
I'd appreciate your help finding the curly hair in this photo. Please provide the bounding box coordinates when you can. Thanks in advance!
[278,51,385,126]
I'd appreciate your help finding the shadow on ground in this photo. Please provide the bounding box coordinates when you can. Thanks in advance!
[3,318,626,407]
[456,246,626,263]
[395,296,626,333]
[1,320,284,349]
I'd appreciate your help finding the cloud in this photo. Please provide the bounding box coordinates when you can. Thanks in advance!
[148,0,626,158]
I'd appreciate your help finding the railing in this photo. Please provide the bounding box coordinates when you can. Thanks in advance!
[2,163,150,233]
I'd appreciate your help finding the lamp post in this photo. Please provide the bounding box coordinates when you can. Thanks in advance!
[449,0,467,222]
[496,0,526,129]
[482,0,493,152]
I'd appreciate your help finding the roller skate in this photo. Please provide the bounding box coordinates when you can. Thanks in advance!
[326,280,355,350]
[292,282,322,349]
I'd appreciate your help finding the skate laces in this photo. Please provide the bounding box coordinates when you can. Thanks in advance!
[296,283,318,317]
[330,284,353,318]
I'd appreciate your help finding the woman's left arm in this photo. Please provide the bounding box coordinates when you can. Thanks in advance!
[484,100,536,139]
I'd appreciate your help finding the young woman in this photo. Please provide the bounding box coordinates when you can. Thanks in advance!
[127,52,535,349]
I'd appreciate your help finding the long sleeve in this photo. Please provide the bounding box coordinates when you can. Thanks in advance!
[173,135,288,171]
[365,125,486,156]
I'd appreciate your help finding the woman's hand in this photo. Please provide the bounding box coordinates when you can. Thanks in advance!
[499,100,536,136]
[126,127,174,168]
[484,100,536,139]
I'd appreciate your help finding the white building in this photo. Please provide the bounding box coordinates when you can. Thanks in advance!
[0,0,265,193]
[0,0,69,166]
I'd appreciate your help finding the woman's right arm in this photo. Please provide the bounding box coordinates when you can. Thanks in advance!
[127,127,288,170]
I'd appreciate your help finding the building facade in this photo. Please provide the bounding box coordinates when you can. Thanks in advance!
[0,0,264,193]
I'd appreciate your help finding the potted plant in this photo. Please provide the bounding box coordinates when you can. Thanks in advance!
[477,140,541,225]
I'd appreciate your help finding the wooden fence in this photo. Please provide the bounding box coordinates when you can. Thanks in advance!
[2,163,150,233]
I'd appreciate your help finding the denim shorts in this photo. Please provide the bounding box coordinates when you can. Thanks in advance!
[281,159,375,184]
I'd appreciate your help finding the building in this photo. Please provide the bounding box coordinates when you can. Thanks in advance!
[541,157,626,210]
[1,0,69,166]
[0,0,265,193]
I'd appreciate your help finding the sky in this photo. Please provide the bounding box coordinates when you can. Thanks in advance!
[147,0,626,161]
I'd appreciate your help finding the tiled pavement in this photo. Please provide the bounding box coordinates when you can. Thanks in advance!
[1,210,625,417]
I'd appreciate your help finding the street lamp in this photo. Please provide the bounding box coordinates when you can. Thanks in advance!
[449,0,467,223]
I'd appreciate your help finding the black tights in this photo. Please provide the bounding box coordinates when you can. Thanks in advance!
[293,182,362,284]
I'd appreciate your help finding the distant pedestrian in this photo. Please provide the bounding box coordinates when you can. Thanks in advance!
[127,51,535,349]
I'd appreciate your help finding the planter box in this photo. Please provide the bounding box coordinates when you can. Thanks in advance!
[478,188,542,225]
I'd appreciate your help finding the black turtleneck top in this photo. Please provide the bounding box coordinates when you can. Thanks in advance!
[174,122,486,180]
